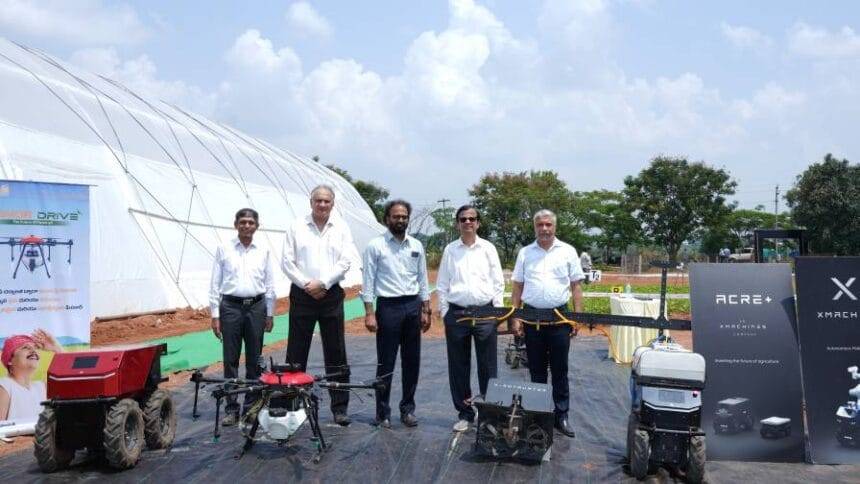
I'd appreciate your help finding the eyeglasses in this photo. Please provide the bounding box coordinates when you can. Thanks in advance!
[458,217,478,223]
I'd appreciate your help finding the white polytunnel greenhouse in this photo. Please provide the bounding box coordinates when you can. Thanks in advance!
[0,39,383,318]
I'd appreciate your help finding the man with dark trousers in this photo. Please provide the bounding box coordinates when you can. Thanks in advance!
[437,205,504,433]
[511,209,584,438]
[282,184,358,426]
[209,208,275,426]
[362,199,431,428]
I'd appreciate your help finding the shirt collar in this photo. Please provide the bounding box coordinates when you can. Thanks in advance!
[232,237,256,249]
[530,238,562,251]
[384,230,410,245]
[456,236,482,249]
[305,214,334,229]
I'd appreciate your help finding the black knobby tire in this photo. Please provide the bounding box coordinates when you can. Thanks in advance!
[626,413,638,463]
[686,435,706,484]
[143,389,176,449]
[34,407,75,473]
[504,349,513,365]
[103,398,145,469]
[510,355,520,369]
[630,429,650,480]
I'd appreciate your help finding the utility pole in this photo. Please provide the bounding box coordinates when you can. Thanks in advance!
[437,198,451,245]
[774,185,779,228]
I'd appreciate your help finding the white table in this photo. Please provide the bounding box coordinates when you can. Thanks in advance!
[608,295,667,364]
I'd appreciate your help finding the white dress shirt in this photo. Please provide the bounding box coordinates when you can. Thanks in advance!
[281,215,358,290]
[209,238,276,318]
[511,238,585,309]
[436,236,504,317]
[361,231,430,302]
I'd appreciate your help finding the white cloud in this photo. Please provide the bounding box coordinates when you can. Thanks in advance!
[285,1,333,39]
[720,22,773,51]
[224,29,302,78]
[0,0,149,45]
[789,22,860,60]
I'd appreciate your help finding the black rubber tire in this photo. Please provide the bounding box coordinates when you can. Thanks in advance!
[510,355,520,369]
[34,407,75,473]
[630,429,650,480]
[504,349,513,365]
[103,398,145,469]
[143,389,176,449]
[626,413,638,462]
[686,435,706,484]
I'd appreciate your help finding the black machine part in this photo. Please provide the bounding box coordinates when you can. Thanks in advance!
[474,379,554,462]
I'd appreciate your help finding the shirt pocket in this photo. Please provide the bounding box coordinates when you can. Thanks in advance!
[552,263,570,281]
[405,253,421,274]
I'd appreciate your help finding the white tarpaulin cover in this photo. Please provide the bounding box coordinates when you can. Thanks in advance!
[0,39,383,318]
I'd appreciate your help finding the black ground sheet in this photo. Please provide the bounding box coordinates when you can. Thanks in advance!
[1,335,858,483]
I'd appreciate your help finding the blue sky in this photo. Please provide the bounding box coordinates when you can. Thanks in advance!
[1,0,859,210]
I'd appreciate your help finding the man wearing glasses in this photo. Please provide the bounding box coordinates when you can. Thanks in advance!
[362,199,431,429]
[436,205,504,433]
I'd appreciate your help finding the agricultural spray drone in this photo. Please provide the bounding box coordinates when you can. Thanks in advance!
[190,358,388,462]
[0,235,73,278]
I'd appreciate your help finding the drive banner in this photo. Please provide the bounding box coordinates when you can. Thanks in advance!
[690,263,804,462]
[795,256,860,464]
[0,180,90,428]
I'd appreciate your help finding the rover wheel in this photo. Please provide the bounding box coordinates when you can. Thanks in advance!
[143,389,176,449]
[630,429,650,480]
[504,349,512,365]
[686,435,706,484]
[34,407,75,473]
[626,413,638,462]
[510,355,520,369]
[104,398,145,469]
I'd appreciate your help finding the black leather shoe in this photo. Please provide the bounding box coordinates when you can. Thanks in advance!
[333,413,351,426]
[555,418,576,438]
[400,414,419,427]
[373,418,391,429]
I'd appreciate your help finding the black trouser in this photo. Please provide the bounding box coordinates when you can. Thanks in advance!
[523,304,571,419]
[444,302,497,421]
[220,296,266,416]
[287,284,349,415]
[375,295,421,420]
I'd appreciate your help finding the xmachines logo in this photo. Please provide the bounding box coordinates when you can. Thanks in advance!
[818,277,859,320]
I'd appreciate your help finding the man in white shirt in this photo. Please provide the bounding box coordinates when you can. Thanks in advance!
[437,205,504,432]
[209,208,275,426]
[511,209,585,438]
[362,200,431,429]
[281,185,358,426]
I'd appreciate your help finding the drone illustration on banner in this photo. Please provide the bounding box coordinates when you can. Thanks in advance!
[0,235,73,279]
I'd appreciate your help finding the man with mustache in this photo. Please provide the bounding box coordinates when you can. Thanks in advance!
[362,199,431,429]
[0,329,63,423]
[209,208,276,427]
[436,205,504,433]
[510,209,585,438]
[281,184,358,426]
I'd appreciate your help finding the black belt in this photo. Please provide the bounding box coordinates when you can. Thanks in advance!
[377,294,419,303]
[448,301,493,311]
[221,293,265,306]
[524,303,568,311]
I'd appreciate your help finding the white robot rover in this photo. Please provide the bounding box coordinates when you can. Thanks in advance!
[836,365,860,447]
[629,338,706,483]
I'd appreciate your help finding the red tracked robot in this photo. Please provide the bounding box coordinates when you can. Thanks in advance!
[34,344,176,472]
[0,235,73,279]
[191,358,386,462]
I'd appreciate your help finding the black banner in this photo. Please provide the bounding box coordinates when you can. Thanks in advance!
[690,263,804,462]
[795,257,860,464]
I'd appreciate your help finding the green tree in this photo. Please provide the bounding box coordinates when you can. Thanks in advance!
[325,164,389,222]
[572,190,641,262]
[623,156,737,261]
[469,171,586,265]
[430,207,456,247]
[786,153,860,254]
